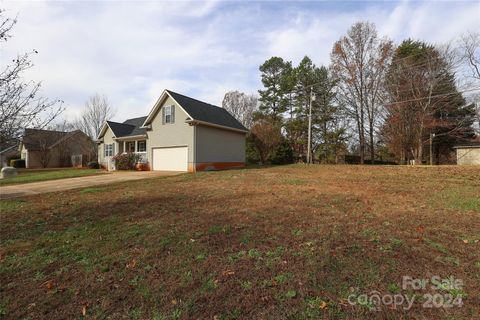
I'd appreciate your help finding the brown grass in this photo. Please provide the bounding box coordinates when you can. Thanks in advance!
[0,165,479,319]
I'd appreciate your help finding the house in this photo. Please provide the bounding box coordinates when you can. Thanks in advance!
[0,142,20,168]
[97,90,247,172]
[19,129,93,168]
[454,142,480,165]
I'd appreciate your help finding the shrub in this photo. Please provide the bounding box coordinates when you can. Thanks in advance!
[87,161,100,169]
[270,139,294,165]
[10,159,25,168]
[136,162,150,171]
[112,152,141,170]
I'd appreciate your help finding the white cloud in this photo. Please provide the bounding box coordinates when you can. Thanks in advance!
[2,0,479,124]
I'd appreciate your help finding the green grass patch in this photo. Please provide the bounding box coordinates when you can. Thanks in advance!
[435,186,480,212]
[0,168,104,186]
[424,238,449,254]
[0,199,26,212]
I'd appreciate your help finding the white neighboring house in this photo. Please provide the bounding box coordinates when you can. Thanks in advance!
[454,142,480,165]
[97,89,247,172]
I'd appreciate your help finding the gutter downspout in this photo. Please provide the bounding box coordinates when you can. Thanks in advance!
[193,124,197,173]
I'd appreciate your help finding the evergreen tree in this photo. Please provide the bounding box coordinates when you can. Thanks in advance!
[258,57,292,116]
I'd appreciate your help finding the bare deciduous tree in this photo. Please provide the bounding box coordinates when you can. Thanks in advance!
[0,9,64,144]
[74,93,115,159]
[75,94,115,139]
[457,32,480,133]
[384,40,475,164]
[37,138,52,168]
[250,115,282,164]
[459,32,480,80]
[330,21,394,163]
[222,91,257,129]
[51,120,75,167]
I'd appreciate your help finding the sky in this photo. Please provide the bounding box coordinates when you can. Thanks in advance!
[2,0,480,122]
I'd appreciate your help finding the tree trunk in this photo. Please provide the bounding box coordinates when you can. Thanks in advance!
[369,123,375,164]
[415,139,423,165]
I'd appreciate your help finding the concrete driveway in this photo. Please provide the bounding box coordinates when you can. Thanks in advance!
[0,171,180,200]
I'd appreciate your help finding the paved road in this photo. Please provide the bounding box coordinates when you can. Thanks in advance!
[0,171,180,200]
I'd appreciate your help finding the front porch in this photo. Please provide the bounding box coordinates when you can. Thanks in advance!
[117,139,148,163]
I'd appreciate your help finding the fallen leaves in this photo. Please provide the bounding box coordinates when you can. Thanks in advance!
[126,259,137,269]
[82,305,87,316]
[222,270,235,276]
[42,280,55,291]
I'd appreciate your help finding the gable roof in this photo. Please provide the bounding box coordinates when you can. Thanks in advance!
[453,136,480,149]
[453,142,480,148]
[0,142,19,155]
[104,116,148,139]
[21,129,81,151]
[122,116,148,136]
[143,90,247,132]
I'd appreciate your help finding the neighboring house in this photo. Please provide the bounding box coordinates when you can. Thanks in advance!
[0,142,20,168]
[19,129,93,168]
[454,142,480,165]
[97,89,247,172]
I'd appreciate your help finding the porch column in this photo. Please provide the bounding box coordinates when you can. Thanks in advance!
[135,140,138,153]
[123,141,126,153]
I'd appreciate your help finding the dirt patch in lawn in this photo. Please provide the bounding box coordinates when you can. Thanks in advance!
[0,165,479,319]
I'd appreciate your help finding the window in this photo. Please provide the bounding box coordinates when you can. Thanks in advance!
[105,144,113,157]
[138,140,146,152]
[126,141,135,153]
[163,105,174,124]
[165,105,172,124]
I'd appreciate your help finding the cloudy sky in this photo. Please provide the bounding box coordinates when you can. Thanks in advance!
[2,0,479,122]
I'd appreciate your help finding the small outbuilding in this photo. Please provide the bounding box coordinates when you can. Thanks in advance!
[454,143,480,165]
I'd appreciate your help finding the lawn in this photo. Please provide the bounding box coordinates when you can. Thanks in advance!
[0,168,104,186]
[0,165,479,319]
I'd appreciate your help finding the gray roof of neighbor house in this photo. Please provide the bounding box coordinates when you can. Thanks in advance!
[166,90,247,131]
[106,116,148,138]
[453,143,480,148]
[0,141,19,154]
[21,128,84,151]
[453,137,480,148]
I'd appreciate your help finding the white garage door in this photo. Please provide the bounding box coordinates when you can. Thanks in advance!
[152,147,188,171]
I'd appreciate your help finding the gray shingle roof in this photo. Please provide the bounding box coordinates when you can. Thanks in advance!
[107,116,147,138]
[166,90,247,131]
[453,142,480,148]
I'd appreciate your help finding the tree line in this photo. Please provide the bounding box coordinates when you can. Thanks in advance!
[1,10,478,166]
[223,22,479,165]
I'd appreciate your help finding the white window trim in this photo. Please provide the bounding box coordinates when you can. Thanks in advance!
[126,141,135,153]
[138,140,146,152]
[105,143,113,157]
[164,105,172,124]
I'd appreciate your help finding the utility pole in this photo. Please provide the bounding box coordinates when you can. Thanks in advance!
[429,133,435,165]
[307,87,315,164]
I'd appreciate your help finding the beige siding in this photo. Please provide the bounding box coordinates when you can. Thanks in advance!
[21,132,93,168]
[24,150,59,168]
[98,127,117,170]
[195,124,246,163]
[147,96,194,166]
[456,148,480,165]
